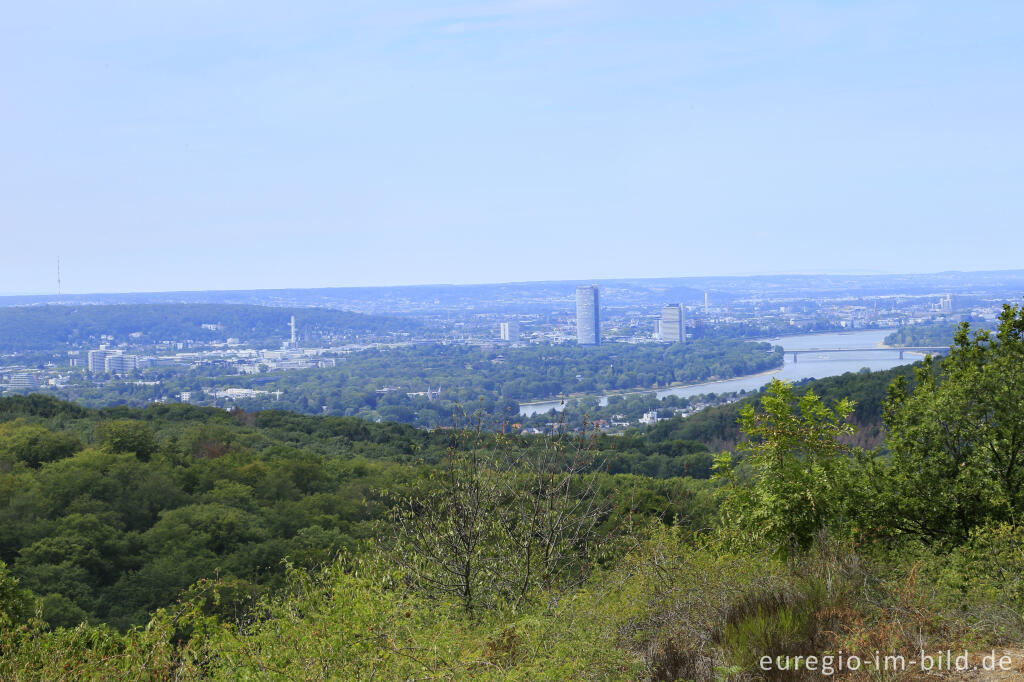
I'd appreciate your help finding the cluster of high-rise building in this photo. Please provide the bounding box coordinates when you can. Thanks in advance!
[575,285,686,345]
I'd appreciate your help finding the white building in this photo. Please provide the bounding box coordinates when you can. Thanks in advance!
[105,354,138,374]
[499,321,520,342]
[576,285,600,345]
[660,304,686,343]
[207,387,270,400]
[87,349,111,372]
[7,372,38,392]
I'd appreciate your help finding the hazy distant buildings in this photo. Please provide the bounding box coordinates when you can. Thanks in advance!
[406,386,441,401]
[104,354,138,374]
[87,349,138,374]
[639,410,659,425]
[87,350,110,372]
[207,387,270,400]
[575,285,600,345]
[660,304,686,343]
[8,372,38,392]
[499,321,520,342]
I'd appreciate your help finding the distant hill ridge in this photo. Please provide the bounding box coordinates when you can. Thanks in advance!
[0,303,420,352]
[4,268,1024,312]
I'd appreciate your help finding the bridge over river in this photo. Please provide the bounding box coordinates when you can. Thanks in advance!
[789,346,948,362]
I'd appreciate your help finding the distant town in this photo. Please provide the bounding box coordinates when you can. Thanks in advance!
[1,271,1019,431]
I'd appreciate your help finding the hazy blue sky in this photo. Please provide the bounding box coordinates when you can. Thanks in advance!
[3,1,1022,294]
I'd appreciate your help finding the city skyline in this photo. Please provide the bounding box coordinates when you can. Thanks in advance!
[2,277,1005,411]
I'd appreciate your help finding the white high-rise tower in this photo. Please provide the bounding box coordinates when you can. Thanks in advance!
[576,285,600,345]
[660,304,686,343]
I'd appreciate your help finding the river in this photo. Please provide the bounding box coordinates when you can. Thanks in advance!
[519,329,921,417]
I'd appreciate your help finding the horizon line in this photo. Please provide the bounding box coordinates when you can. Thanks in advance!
[2,267,1023,300]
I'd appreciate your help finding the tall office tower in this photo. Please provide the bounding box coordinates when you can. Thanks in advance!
[499,321,520,342]
[940,294,953,314]
[704,292,709,314]
[660,304,686,343]
[575,285,600,345]
[290,316,297,345]
[87,349,110,373]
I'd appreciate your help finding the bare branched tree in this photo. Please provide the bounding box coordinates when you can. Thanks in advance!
[387,408,623,613]
[491,415,616,606]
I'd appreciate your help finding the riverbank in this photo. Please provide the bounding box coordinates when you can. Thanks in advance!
[517,366,784,412]
[520,366,782,413]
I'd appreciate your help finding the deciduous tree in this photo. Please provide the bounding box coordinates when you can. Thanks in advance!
[879,304,1024,544]
[714,379,857,554]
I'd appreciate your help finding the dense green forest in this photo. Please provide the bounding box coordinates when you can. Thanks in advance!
[0,304,423,352]
[4,307,1024,680]
[0,395,715,631]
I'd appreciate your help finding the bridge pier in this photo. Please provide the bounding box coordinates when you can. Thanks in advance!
[899,349,904,360]
[792,352,798,363]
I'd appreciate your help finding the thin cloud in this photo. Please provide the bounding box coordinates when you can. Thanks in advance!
[369,0,591,34]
